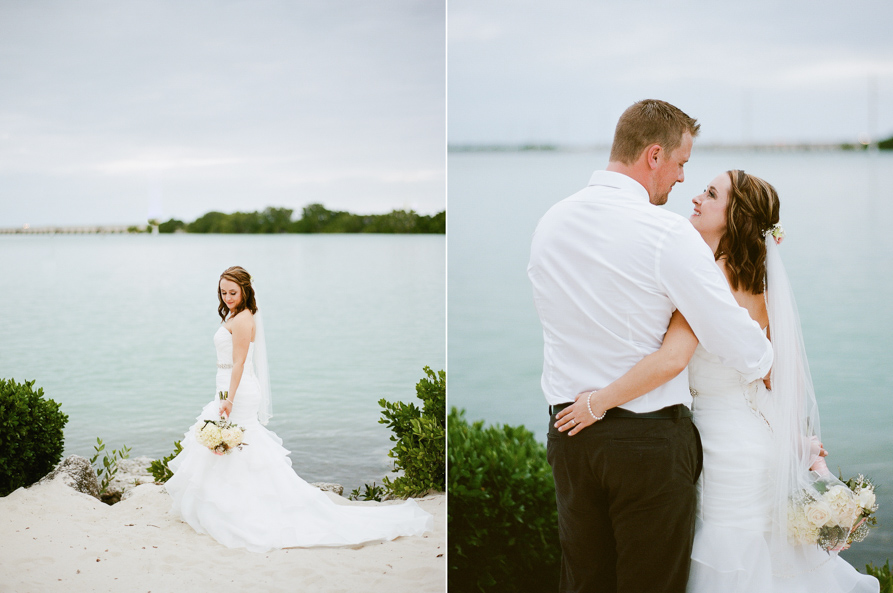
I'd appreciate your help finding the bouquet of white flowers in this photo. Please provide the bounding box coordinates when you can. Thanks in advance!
[195,392,247,455]
[195,417,246,455]
[788,471,878,551]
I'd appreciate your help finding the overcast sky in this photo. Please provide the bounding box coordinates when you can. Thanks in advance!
[449,0,893,147]
[0,1,444,227]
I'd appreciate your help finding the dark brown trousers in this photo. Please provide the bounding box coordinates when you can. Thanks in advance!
[547,411,702,593]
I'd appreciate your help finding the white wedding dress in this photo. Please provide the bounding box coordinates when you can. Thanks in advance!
[687,342,878,592]
[165,326,433,553]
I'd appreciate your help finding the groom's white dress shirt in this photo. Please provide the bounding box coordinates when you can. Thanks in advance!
[528,170,773,412]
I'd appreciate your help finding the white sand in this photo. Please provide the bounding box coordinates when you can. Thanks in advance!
[0,479,445,593]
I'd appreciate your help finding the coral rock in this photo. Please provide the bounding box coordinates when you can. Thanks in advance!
[36,455,101,500]
[110,456,155,493]
[310,482,344,496]
[108,456,156,501]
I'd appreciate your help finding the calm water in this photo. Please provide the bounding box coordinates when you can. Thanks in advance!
[448,149,893,567]
[0,234,445,493]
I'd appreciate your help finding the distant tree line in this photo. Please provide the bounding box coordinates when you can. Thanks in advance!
[157,204,445,234]
[846,134,893,150]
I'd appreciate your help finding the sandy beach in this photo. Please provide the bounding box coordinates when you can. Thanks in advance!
[0,477,445,593]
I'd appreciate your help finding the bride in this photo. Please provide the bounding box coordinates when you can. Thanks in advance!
[165,266,433,553]
[554,172,878,591]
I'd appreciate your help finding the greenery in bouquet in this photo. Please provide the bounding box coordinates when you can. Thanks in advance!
[195,417,247,455]
[839,474,879,545]
[788,472,878,551]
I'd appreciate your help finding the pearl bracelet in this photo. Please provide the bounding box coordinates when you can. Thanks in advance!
[587,391,606,421]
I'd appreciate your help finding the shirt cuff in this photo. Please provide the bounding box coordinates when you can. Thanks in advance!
[739,339,774,383]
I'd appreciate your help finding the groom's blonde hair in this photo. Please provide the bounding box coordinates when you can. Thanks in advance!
[610,99,700,165]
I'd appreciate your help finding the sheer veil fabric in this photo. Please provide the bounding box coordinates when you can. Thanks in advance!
[687,236,877,591]
[763,235,837,576]
[253,309,272,425]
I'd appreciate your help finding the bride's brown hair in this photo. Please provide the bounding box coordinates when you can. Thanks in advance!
[716,170,780,294]
[218,266,257,322]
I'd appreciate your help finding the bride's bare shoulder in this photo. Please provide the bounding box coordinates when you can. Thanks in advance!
[230,309,255,331]
[234,309,255,322]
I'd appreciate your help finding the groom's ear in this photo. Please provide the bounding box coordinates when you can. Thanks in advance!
[644,144,662,170]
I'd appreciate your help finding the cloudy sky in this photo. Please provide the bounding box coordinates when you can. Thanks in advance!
[449,0,893,147]
[0,1,444,227]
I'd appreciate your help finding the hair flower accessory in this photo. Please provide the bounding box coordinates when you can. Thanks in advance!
[766,222,785,245]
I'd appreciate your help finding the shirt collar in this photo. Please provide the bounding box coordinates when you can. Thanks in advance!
[587,170,650,203]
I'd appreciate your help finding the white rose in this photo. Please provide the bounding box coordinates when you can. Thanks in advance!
[805,502,833,527]
[788,506,820,544]
[857,488,876,510]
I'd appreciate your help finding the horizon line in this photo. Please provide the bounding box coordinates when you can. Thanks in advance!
[449,141,887,153]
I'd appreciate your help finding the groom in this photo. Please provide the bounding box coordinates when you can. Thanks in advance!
[528,99,773,593]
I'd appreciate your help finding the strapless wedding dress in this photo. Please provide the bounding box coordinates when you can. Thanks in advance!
[687,343,877,592]
[165,326,433,553]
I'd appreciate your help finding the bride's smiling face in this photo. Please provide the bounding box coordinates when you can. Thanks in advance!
[219,278,243,311]
[690,172,730,241]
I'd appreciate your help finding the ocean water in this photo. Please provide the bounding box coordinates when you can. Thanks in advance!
[0,234,445,493]
[448,148,893,568]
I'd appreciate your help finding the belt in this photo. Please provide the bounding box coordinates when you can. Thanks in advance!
[548,402,692,420]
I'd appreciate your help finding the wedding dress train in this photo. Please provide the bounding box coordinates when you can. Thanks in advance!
[165,326,433,553]
[687,343,877,592]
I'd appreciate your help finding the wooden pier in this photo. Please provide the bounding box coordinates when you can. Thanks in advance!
[0,224,158,235]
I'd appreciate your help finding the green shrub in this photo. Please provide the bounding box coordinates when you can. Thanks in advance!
[448,408,560,593]
[348,481,385,502]
[148,440,182,483]
[0,379,69,497]
[865,560,893,593]
[88,437,131,494]
[376,366,445,497]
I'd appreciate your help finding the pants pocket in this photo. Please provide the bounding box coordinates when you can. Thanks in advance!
[692,422,703,484]
[610,437,669,450]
